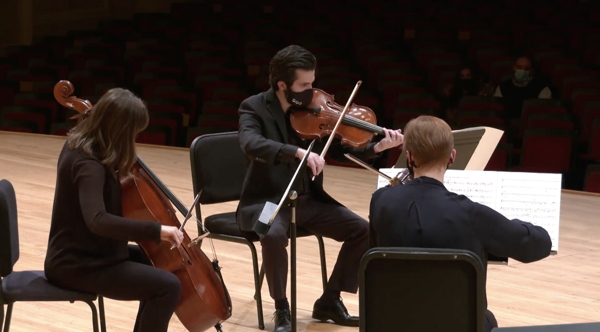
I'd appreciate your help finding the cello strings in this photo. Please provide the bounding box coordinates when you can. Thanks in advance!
[192,217,219,260]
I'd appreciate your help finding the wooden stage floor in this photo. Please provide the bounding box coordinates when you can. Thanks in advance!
[0,131,599,331]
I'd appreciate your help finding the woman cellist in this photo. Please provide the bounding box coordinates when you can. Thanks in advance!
[44,87,184,332]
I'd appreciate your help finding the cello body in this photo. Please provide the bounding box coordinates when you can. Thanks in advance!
[54,80,232,332]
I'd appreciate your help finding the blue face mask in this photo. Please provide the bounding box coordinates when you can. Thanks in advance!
[514,70,531,82]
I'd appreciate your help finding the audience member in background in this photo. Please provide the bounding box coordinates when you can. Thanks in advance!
[494,55,552,122]
[369,115,552,332]
[440,65,493,128]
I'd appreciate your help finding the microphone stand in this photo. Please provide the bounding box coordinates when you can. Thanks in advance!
[289,188,298,332]
[253,139,316,332]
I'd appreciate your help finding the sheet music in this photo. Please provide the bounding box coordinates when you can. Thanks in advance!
[444,170,497,208]
[495,172,561,252]
[377,168,561,252]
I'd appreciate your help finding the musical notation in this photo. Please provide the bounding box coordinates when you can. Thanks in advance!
[495,171,561,252]
[377,168,562,252]
[444,170,497,208]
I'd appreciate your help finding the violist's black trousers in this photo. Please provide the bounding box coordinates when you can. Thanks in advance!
[259,194,369,301]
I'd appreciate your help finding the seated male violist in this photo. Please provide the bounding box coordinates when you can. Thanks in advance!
[368,115,552,332]
[236,45,404,332]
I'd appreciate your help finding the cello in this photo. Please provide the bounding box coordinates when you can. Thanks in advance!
[53,80,232,332]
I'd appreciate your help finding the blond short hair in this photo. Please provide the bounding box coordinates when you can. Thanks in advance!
[403,115,454,168]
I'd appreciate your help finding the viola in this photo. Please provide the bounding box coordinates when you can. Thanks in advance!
[289,86,385,148]
[53,80,232,332]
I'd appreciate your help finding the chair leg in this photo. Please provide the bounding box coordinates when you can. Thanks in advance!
[98,296,106,332]
[3,303,13,332]
[316,235,328,292]
[82,300,100,332]
[257,262,265,291]
[247,241,265,330]
[0,303,4,332]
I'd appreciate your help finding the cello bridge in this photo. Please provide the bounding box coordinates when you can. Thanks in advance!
[188,231,211,247]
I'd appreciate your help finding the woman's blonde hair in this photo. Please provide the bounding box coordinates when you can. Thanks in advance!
[403,115,454,169]
[67,88,149,177]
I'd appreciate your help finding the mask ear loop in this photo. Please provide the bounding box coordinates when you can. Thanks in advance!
[406,151,418,177]
[446,157,454,170]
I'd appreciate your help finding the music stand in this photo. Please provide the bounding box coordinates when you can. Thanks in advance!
[253,139,316,332]
[394,126,504,170]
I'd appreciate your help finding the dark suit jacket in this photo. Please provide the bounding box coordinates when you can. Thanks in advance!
[369,176,552,309]
[236,88,381,232]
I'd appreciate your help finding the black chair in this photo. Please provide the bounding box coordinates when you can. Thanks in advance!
[0,179,106,332]
[492,323,600,331]
[359,247,486,332]
[189,131,328,330]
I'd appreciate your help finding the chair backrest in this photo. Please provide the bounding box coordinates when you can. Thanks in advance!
[0,179,19,277]
[189,131,247,208]
[359,247,485,332]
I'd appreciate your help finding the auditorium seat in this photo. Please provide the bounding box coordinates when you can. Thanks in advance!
[0,106,51,134]
[0,119,39,133]
[525,113,575,131]
[579,103,600,142]
[148,112,184,146]
[512,128,573,173]
[136,125,171,146]
[0,81,20,108]
[580,119,600,162]
[458,111,505,128]
[520,105,568,133]
[485,143,513,171]
[50,122,75,136]
[583,164,600,193]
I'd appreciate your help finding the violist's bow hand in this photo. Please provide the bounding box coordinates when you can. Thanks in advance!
[161,225,184,248]
[296,148,325,177]
[374,128,404,153]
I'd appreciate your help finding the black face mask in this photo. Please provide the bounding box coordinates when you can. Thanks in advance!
[285,88,314,108]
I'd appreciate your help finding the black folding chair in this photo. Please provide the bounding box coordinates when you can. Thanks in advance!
[359,247,486,332]
[189,131,328,330]
[0,179,106,332]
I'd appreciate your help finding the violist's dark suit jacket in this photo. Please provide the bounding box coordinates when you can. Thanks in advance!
[236,88,380,232]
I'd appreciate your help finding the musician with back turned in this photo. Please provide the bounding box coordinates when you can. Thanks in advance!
[368,115,552,332]
[236,45,404,332]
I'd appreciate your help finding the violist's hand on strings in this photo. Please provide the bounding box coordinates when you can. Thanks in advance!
[161,225,184,248]
[374,128,404,153]
[296,148,325,177]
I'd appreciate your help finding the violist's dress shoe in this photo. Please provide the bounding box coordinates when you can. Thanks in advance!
[273,309,291,332]
[311,297,359,327]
